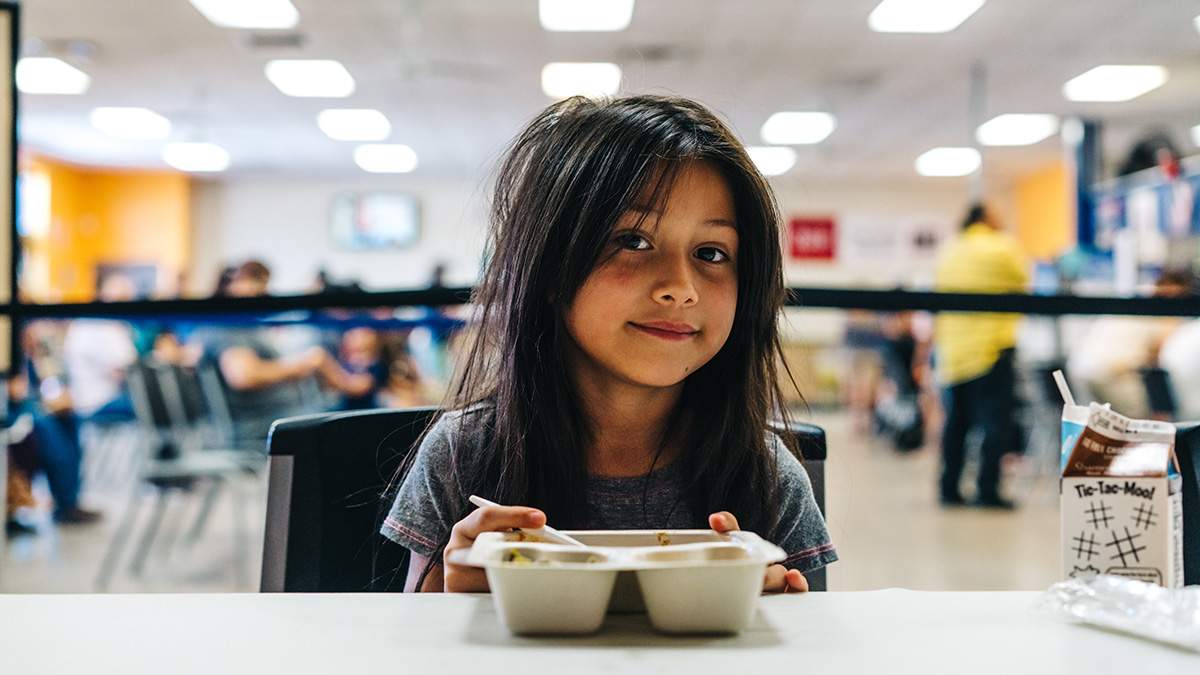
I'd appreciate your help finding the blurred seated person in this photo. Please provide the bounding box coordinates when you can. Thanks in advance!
[62,274,140,421]
[1068,270,1192,418]
[190,260,374,444]
[6,364,101,526]
[335,326,389,410]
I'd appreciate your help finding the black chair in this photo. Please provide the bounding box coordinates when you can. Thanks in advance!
[1171,424,1200,585]
[261,407,438,592]
[262,408,830,592]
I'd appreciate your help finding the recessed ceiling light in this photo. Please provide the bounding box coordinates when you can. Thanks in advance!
[915,147,980,177]
[975,114,1059,146]
[761,112,836,145]
[1191,124,1200,148]
[317,109,391,141]
[90,107,172,140]
[16,57,90,94]
[1194,14,1200,37]
[1063,65,1168,102]
[541,62,622,99]
[188,0,299,29]
[163,142,230,172]
[539,0,634,31]
[265,59,355,98]
[868,0,985,33]
[746,147,797,176]
[354,144,418,173]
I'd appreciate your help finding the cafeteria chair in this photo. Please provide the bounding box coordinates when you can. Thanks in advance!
[1171,423,1200,585]
[260,408,829,592]
[95,358,259,590]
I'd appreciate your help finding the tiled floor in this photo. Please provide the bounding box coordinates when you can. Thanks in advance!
[2,410,1064,594]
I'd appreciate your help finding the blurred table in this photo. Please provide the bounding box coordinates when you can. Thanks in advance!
[1,590,1195,673]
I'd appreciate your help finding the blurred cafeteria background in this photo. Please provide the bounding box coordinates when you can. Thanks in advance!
[4,0,1200,594]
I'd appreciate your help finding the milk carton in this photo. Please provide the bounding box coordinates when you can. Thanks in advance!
[1061,403,1184,588]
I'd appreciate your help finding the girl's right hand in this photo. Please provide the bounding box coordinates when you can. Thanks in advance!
[443,504,547,592]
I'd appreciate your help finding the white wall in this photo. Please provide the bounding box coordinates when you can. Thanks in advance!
[189,174,491,295]
[190,172,975,296]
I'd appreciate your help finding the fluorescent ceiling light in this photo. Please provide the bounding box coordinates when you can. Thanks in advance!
[1191,124,1200,148]
[975,114,1059,146]
[1063,65,1168,102]
[317,109,391,141]
[761,112,836,145]
[16,57,90,94]
[188,0,299,29]
[90,107,172,140]
[265,60,355,98]
[915,147,980,177]
[163,142,230,172]
[354,144,418,173]
[868,0,985,33]
[539,0,634,31]
[541,62,622,99]
[746,147,797,176]
[1195,14,1200,37]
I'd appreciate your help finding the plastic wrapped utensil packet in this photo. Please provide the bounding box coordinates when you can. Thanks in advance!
[1037,575,1200,652]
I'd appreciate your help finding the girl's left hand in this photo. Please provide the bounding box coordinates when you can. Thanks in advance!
[708,511,809,594]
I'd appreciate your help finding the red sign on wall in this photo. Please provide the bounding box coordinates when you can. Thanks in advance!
[788,217,836,260]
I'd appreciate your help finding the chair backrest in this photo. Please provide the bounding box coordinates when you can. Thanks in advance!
[1172,424,1200,585]
[262,409,829,592]
[262,407,438,592]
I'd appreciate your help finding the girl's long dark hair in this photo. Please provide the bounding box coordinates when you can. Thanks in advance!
[421,94,795,573]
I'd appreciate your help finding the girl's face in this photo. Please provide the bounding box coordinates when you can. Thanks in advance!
[563,161,739,395]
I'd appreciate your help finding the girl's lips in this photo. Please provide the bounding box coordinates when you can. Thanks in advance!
[630,321,699,341]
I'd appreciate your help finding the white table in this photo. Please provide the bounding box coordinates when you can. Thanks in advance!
[1,590,1195,673]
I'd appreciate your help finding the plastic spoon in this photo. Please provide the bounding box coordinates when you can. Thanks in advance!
[468,495,588,547]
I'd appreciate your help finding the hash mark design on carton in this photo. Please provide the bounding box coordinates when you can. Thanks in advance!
[1131,503,1158,530]
[1085,501,1113,529]
[1071,531,1100,561]
[1105,527,1146,567]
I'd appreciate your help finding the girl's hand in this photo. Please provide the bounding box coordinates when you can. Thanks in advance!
[708,511,809,594]
[443,504,547,592]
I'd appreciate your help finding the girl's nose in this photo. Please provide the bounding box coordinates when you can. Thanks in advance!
[653,255,698,306]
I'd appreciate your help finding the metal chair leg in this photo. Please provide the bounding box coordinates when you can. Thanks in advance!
[130,488,170,577]
[95,484,145,591]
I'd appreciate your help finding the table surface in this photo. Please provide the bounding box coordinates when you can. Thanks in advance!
[1,590,1196,673]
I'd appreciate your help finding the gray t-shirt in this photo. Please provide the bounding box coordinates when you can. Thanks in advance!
[381,407,837,573]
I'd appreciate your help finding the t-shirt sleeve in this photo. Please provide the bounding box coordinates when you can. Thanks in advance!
[770,435,838,573]
[379,411,469,559]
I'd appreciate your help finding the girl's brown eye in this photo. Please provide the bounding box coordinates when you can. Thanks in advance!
[615,234,650,251]
[696,247,730,263]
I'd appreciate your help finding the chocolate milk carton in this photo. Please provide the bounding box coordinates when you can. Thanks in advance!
[1061,403,1184,588]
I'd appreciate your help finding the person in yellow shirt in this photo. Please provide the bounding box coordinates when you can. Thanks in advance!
[934,204,1028,509]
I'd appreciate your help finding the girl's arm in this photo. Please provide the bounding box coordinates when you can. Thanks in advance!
[404,553,444,592]
[709,512,809,593]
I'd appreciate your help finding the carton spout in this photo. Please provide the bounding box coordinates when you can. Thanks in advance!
[1053,369,1076,407]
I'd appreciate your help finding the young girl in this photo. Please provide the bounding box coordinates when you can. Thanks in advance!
[382,95,837,593]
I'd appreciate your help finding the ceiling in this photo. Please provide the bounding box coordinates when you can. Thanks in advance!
[16,0,1200,187]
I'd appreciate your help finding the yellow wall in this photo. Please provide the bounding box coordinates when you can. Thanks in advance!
[1013,163,1072,261]
[22,155,190,302]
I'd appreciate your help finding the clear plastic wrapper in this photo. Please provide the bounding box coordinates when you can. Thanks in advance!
[1037,575,1200,651]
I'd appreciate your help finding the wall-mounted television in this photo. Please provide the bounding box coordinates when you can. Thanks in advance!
[330,191,420,251]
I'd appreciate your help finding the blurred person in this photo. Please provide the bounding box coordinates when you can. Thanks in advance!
[933,204,1029,509]
[1068,270,1192,419]
[335,326,388,410]
[62,274,139,420]
[191,260,332,445]
[873,310,930,452]
[6,360,102,526]
[191,260,378,444]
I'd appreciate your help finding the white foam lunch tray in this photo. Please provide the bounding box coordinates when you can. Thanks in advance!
[446,529,785,635]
